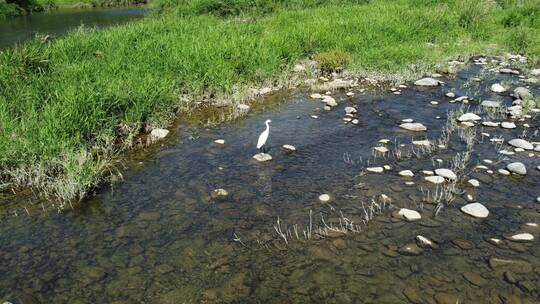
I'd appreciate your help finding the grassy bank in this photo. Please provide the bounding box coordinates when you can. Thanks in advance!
[1,0,539,205]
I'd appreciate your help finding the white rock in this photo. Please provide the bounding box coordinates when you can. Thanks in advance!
[483,159,493,164]
[498,169,511,175]
[367,167,384,173]
[412,139,431,147]
[461,203,489,218]
[346,92,354,97]
[525,223,538,227]
[401,118,414,123]
[416,235,435,248]
[398,208,422,221]
[491,83,506,93]
[509,233,534,242]
[310,93,322,99]
[422,170,434,175]
[445,92,456,98]
[150,128,170,140]
[259,87,272,95]
[399,170,414,177]
[499,150,515,155]
[482,121,500,127]
[507,105,522,117]
[481,100,501,108]
[253,153,272,162]
[400,123,427,132]
[282,144,296,151]
[414,77,442,86]
[322,96,337,107]
[458,113,481,122]
[351,119,359,125]
[383,165,391,170]
[319,194,331,203]
[311,115,319,119]
[461,122,475,127]
[514,87,532,100]
[425,176,445,184]
[430,101,439,105]
[508,138,534,150]
[214,139,225,145]
[468,179,480,187]
[345,106,357,114]
[507,162,527,175]
[501,122,516,129]
[213,188,228,197]
[435,168,457,180]
[379,139,390,144]
[531,68,540,76]
[374,146,389,153]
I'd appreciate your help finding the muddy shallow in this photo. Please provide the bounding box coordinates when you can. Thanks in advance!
[1,64,539,303]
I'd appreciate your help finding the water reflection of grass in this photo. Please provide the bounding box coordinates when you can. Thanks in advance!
[1,0,540,205]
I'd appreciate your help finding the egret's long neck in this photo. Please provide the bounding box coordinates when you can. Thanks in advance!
[265,122,270,131]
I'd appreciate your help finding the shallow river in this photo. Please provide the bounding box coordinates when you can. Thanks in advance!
[0,64,539,303]
[0,7,146,49]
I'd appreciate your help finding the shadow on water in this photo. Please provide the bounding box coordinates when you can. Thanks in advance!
[1,64,539,303]
[0,7,147,49]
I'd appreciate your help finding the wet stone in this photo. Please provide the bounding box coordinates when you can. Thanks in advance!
[400,122,427,132]
[137,211,161,221]
[398,243,423,256]
[332,238,347,250]
[463,271,487,287]
[452,239,475,250]
[398,169,413,177]
[434,293,462,304]
[402,286,423,304]
[488,257,533,274]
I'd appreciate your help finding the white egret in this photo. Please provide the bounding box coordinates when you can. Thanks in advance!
[257,119,272,152]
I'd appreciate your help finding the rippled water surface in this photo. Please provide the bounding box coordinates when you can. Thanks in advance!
[1,65,539,303]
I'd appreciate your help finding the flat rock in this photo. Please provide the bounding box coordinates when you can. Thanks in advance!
[344,106,357,114]
[434,293,461,304]
[398,208,421,221]
[507,233,534,242]
[310,93,322,99]
[482,121,500,127]
[435,168,457,180]
[425,176,445,184]
[214,139,225,145]
[253,153,272,162]
[468,179,480,187]
[400,123,427,132]
[318,194,331,203]
[461,203,489,218]
[374,146,389,153]
[508,139,533,150]
[481,100,501,108]
[507,105,522,117]
[458,113,481,122]
[488,257,533,273]
[403,287,423,304]
[398,243,423,256]
[416,235,437,249]
[507,162,526,175]
[399,170,414,177]
[322,96,337,107]
[282,144,296,151]
[414,77,442,87]
[412,139,431,147]
[367,167,384,173]
[212,188,228,197]
[463,272,487,287]
[491,83,506,93]
[514,87,532,100]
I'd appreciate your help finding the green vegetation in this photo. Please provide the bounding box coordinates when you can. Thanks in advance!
[0,0,45,17]
[315,49,353,74]
[35,0,145,9]
[1,0,540,204]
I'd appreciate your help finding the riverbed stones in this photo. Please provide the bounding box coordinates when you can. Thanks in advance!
[400,122,427,132]
[482,121,500,127]
[310,93,322,99]
[435,168,457,180]
[412,139,431,147]
[318,194,331,203]
[416,235,437,249]
[507,162,527,175]
[508,139,533,150]
[507,105,522,117]
[414,77,442,86]
[425,176,445,184]
[402,118,414,123]
[461,203,489,218]
[253,153,272,162]
[322,96,337,107]
[214,139,225,145]
[398,243,423,256]
[398,208,421,221]
[513,87,532,100]
[212,188,228,198]
[345,106,357,114]
[150,128,170,140]
[374,146,389,153]
[445,92,456,98]
[457,113,481,122]
[402,287,423,304]
[507,233,534,242]
[399,170,414,177]
[491,83,506,93]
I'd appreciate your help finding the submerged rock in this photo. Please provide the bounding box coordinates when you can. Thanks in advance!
[488,257,533,273]
[414,77,442,86]
[416,235,437,249]
[507,162,527,175]
[508,139,533,150]
[400,122,427,132]
[253,153,272,162]
[514,87,532,100]
[461,203,489,218]
[398,243,423,256]
[398,208,421,221]
[481,100,501,108]
[463,272,487,287]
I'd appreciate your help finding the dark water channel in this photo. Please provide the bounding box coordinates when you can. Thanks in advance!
[0,7,146,49]
[0,65,539,303]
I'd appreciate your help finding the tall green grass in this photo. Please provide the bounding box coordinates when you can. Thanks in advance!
[1,0,539,204]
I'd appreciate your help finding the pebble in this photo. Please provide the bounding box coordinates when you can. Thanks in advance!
[318,194,331,203]
[425,176,445,184]
[508,138,534,150]
[435,168,457,180]
[490,83,506,93]
[310,93,322,99]
[482,121,500,127]
[457,113,481,122]
[374,146,389,153]
[344,106,357,114]
[416,235,437,249]
[507,162,527,175]
[501,122,516,129]
[468,179,480,187]
[445,92,456,98]
[282,144,296,151]
[398,243,423,256]
[412,139,431,147]
[367,167,384,173]
[253,153,272,162]
[311,115,319,119]
[398,208,422,221]
[401,118,414,123]
[463,272,487,287]
[481,100,501,108]
[379,139,390,144]
[508,233,534,242]
[150,128,170,140]
[212,189,228,197]
[399,170,414,177]
[422,170,434,175]
[414,77,442,86]
[214,139,225,145]
[461,203,489,218]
